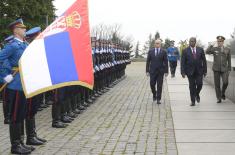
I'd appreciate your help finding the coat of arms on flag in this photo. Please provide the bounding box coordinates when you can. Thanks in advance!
[19,0,93,98]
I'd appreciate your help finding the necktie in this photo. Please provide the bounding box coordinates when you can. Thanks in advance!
[192,48,196,59]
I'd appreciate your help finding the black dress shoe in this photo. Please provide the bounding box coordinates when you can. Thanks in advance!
[67,116,74,121]
[26,137,44,145]
[61,116,72,123]
[37,107,43,111]
[36,136,47,143]
[190,102,195,106]
[73,108,81,114]
[91,96,96,100]
[196,95,200,103]
[78,105,86,110]
[11,144,32,154]
[68,112,78,118]
[52,121,68,128]
[97,91,102,95]
[221,94,226,100]
[94,93,100,97]
[4,118,10,124]
[21,143,35,151]
[217,99,222,103]
[157,100,161,104]
[40,104,48,108]
[153,96,157,101]
[82,102,89,107]
[46,100,53,105]
[85,99,93,104]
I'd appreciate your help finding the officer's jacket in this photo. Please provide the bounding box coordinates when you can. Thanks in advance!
[0,38,28,90]
[167,47,180,61]
[206,46,231,72]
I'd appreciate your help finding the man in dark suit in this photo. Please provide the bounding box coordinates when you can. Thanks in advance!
[146,39,168,104]
[181,37,207,106]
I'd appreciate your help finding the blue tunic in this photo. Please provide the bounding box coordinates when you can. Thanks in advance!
[167,47,180,61]
[0,38,28,90]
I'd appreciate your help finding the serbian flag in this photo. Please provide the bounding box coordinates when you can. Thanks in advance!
[19,0,93,98]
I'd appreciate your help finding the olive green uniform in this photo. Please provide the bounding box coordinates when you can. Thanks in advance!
[206,45,231,100]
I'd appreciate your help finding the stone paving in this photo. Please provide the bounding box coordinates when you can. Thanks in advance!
[0,62,178,155]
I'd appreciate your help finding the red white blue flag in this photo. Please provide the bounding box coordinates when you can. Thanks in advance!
[19,0,93,98]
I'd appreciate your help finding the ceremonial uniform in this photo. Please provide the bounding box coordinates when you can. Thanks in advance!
[167,41,180,77]
[0,18,32,154]
[206,36,231,103]
[24,27,47,146]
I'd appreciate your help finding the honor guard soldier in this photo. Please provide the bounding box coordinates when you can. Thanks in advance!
[206,36,232,103]
[24,27,47,146]
[167,40,180,77]
[0,18,33,154]
[1,35,14,124]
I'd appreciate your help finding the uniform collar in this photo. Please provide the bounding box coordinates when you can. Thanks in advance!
[14,37,24,43]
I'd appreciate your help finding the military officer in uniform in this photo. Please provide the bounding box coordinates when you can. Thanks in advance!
[24,27,47,146]
[206,36,231,103]
[0,18,32,154]
[167,40,180,78]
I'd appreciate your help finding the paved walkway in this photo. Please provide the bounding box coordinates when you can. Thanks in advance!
[0,62,177,155]
[168,66,235,155]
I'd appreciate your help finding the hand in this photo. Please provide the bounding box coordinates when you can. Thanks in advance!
[146,72,150,77]
[165,73,168,77]
[181,73,185,78]
[4,74,13,83]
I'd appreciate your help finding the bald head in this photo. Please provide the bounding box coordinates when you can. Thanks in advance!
[155,39,162,48]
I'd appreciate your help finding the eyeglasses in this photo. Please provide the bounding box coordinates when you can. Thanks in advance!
[217,41,224,42]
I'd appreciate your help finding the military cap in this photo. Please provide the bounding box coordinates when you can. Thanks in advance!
[4,35,14,42]
[216,36,225,41]
[26,27,41,37]
[8,18,26,29]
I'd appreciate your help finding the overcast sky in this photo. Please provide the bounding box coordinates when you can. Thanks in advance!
[54,0,235,47]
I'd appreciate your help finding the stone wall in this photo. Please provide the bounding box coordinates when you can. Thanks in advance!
[204,55,235,102]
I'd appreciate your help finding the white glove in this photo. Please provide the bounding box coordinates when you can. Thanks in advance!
[165,73,168,77]
[4,74,13,83]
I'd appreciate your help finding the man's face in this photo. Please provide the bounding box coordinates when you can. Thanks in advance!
[155,41,161,48]
[217,39,224,47]
[14,27,26,38]
[189,38,196,47]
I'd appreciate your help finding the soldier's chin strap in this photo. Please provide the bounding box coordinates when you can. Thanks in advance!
[0,68,19,92]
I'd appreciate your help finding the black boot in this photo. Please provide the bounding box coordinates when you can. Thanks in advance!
[52,103,68,128]
[68,111,78,118]
[26,118,44,145]
[20,122,35,151]
[31,117,47,143]
[10,123,32,154]
[61,114,73,123]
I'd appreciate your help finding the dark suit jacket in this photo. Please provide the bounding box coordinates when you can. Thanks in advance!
[181,46,207,76]
[146,48,169,74]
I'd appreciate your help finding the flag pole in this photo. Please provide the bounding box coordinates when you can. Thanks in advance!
[0,69,19,92]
